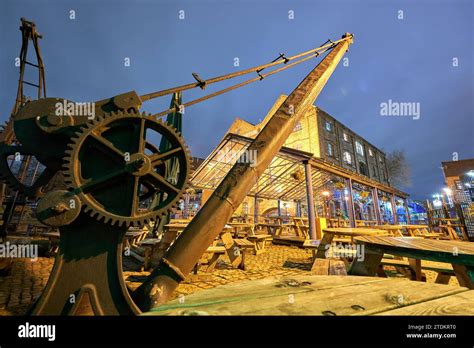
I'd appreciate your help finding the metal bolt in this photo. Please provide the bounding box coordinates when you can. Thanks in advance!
[52,203,69,213]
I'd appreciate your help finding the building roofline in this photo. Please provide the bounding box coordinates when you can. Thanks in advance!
[315,105,387,157]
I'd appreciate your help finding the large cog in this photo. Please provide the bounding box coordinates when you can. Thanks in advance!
[62,110,191,227]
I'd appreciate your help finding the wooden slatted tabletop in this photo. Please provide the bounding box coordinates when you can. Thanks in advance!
[354,236,474,264]
[314,228,389,260]
[349,236,474,288]
[144,275,474,316]
[323,227,388,236]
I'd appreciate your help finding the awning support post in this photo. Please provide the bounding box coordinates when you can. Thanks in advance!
[304,161,317,240]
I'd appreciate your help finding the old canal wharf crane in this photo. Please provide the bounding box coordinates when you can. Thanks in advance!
[0,19,353,314]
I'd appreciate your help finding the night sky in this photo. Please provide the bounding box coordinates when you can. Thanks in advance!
[1,0,472,200]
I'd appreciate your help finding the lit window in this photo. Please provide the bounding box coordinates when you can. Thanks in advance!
[369,148,373,157]
[293,122,302,132]
[327,143,333,156]
[325,121,332,132]
[343,151,352,164]
[343,132,349,142]
[355,141,364,156]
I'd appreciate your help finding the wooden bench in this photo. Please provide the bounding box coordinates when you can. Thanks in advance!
[198,232,252,272]
[380,257,455,283]
[350,236,474,289]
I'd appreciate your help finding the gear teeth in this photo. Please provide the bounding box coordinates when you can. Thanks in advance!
[62,110,192,228]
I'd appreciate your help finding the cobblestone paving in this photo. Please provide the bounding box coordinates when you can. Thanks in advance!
[0,244,460,315]
[125,244,313,299]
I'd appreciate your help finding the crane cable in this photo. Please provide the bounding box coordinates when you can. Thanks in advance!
[142,34,353,119]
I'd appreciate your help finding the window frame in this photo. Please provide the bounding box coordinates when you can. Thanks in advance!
[343,151,352,165]
[355,141,364,156]
[327,142,333,157]
[325,121,332,132]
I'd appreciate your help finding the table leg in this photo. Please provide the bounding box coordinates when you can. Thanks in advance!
[221,231,243,268]
[408,258,422,281]
[275,226,282,236]
[311,258,330,275]
[254,240,264,255]
[238,251,246,271]
[348,246,383,276]
[315,233,334,259]
[452,264,474,289]
[435,272,452,284]
[206,253,220,272]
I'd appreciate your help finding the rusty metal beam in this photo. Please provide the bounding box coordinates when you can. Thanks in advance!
[133,33,354,311]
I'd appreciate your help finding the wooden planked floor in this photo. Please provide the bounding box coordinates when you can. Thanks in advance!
[145,275,473,316]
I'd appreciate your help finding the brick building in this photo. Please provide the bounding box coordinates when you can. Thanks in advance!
[229,95,390,186]
[191,95,409,233]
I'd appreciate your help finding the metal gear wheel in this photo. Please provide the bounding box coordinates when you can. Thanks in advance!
[62,110,191,227]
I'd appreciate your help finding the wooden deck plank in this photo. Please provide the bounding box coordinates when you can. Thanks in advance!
[147,276,385,314]
[353,236,474,266]
[146,275,469,316]
[378,291,474,315]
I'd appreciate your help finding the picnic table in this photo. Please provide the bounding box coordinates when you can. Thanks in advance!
[435,219,469,241]
[227,222,255,238]
[199,228,252,272]
[349,236,474,289]
[316,228,389,259]
[146,274,474,316]
[255,222,282,236]
[402,224,435,238]
[356,220,377,227]
[292,217,309,238]
[373,225,405,237]
[304,228,388,275]
[247,234,272,255]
